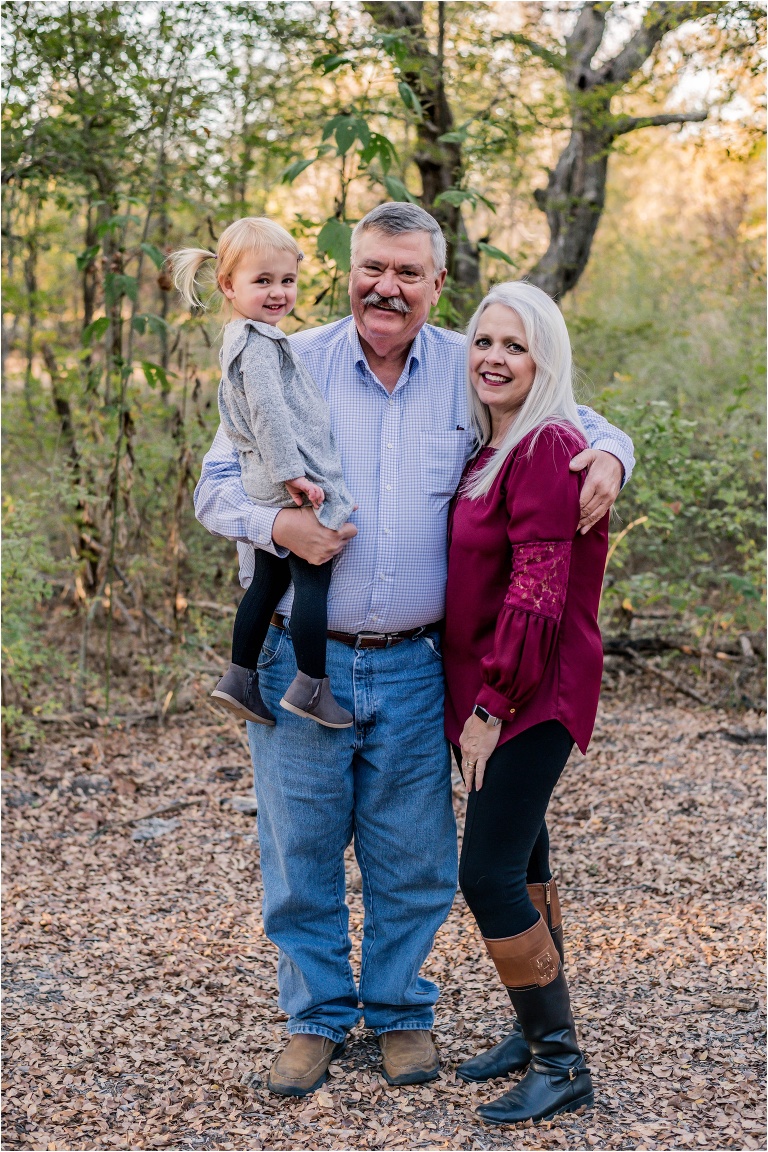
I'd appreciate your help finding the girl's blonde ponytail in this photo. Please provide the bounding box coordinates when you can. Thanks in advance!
[170,247,217,309]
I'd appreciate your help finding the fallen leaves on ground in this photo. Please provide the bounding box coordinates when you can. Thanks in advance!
[2,687,765,1150]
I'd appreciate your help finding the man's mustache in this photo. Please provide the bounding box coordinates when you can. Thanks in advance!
[361,291,412,315]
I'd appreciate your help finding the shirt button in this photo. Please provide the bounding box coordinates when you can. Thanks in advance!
[385,484,392,491]
[386,443,393,449]
[380,574,386,581]
[383,528,390,534]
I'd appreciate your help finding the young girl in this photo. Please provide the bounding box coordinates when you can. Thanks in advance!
[172,218,356,728]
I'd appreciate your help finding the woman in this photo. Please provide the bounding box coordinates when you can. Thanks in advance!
[443,281,609,1125]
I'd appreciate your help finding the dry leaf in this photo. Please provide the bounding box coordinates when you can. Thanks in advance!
[3,695,765,1150]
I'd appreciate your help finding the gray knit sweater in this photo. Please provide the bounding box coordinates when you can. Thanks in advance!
[218,318,355,531]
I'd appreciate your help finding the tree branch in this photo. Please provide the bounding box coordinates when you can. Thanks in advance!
[492,31,565,72]
[612,108,708,136]
[565,1,609,71]
[362,0,420,33]
[601,1,722,86]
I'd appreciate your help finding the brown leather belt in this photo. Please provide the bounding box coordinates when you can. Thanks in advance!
[270,612,440,650]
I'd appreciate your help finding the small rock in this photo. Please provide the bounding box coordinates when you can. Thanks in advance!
[71,774,112,796]
[228,794,258,815]
[213,765,244,781]
[4,790,42,809]
[132,817,180,841]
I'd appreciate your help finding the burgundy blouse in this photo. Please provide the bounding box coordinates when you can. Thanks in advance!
[443,424,608,754]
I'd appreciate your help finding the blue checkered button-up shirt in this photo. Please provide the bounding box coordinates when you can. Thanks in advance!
[194,316,635,633]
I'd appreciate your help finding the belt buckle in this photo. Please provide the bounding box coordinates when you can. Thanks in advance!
[355,631,386,649]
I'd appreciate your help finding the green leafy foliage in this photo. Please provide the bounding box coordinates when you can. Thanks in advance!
[1,494,62,746]
[1,0,763,741]
[322,114,370,156]
[316,218,352,272]
[478,241,515,265]
[313,53,353,74]
[141,360,173,390]
[81,316,110,346]
[359,133,397,172]
[397,81,422,117]
[139,242,166,270]
[599,398,765,633]
[104,272,138,307]
[381,175,419,204]
[281,156,316,183]
[76,244,101,271]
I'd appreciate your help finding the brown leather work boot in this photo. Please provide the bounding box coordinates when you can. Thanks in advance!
[267,1034,345,1097]
[379,1030,440,1086]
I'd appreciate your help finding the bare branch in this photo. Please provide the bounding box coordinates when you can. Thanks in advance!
[601,1,723,86]
[492,31,565,72]
[565,1,609,71]
[612,109,709,136]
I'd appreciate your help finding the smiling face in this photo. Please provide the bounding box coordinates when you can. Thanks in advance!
[469,302,537,429]
[348,229,446,354]
[219,249,299,325]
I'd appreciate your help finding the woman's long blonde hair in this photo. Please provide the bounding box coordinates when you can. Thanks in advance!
[464,280,585,499]
[170,217,304,310]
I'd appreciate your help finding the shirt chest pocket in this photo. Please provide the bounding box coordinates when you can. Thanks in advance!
[418,430,474,496]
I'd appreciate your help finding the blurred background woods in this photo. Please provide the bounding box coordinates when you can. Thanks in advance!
[2,0,765,745]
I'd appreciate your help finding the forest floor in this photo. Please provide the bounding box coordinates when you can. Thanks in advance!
[2,684,766,1152]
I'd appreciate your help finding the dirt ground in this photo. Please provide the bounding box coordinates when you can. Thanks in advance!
[2,687,766,1152]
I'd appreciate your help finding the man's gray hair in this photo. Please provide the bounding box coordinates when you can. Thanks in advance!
[351,202,447,273]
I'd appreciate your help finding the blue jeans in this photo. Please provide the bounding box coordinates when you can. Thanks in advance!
[247,623,457,1043]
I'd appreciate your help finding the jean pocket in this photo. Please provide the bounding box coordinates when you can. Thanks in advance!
[420,633,443,663]
[418,430,474,496]
[257,623,285,670]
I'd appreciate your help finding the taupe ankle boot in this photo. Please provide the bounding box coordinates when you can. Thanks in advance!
[280,672,353,728]
[211,663,275,725]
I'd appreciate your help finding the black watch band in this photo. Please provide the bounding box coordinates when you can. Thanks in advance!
[472,704,501,727]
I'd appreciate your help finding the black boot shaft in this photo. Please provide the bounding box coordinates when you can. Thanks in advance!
[477,969,593,1125]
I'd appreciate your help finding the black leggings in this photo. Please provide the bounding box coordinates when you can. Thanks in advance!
[455,720,573,940]
[231,549,332,679]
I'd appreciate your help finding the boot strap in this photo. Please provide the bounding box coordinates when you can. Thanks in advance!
[484,916,560,989]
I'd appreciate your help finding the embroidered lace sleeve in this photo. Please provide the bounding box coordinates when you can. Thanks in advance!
[475,428,584,718]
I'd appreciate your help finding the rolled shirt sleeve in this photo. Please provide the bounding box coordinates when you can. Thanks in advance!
[577,404,635,486]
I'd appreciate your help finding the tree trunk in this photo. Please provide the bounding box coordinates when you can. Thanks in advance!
[82,204,97,333]
[23,198,39,420]
[528,116,612,299]
[363,0,479,293]
[526,1,718,300]
[41,342,100,590]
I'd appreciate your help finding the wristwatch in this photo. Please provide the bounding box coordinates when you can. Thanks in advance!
[472,704,502,727]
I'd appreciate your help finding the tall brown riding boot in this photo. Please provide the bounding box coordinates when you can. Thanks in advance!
[456,879,563,1083]
[474,916,593,1125]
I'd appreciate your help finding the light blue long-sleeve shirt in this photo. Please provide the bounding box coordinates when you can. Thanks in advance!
[194,316,635,634]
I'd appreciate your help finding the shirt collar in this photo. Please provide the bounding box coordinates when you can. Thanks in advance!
[346,316,423,383]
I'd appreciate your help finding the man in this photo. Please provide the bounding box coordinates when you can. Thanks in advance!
[194,203,634,1096]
